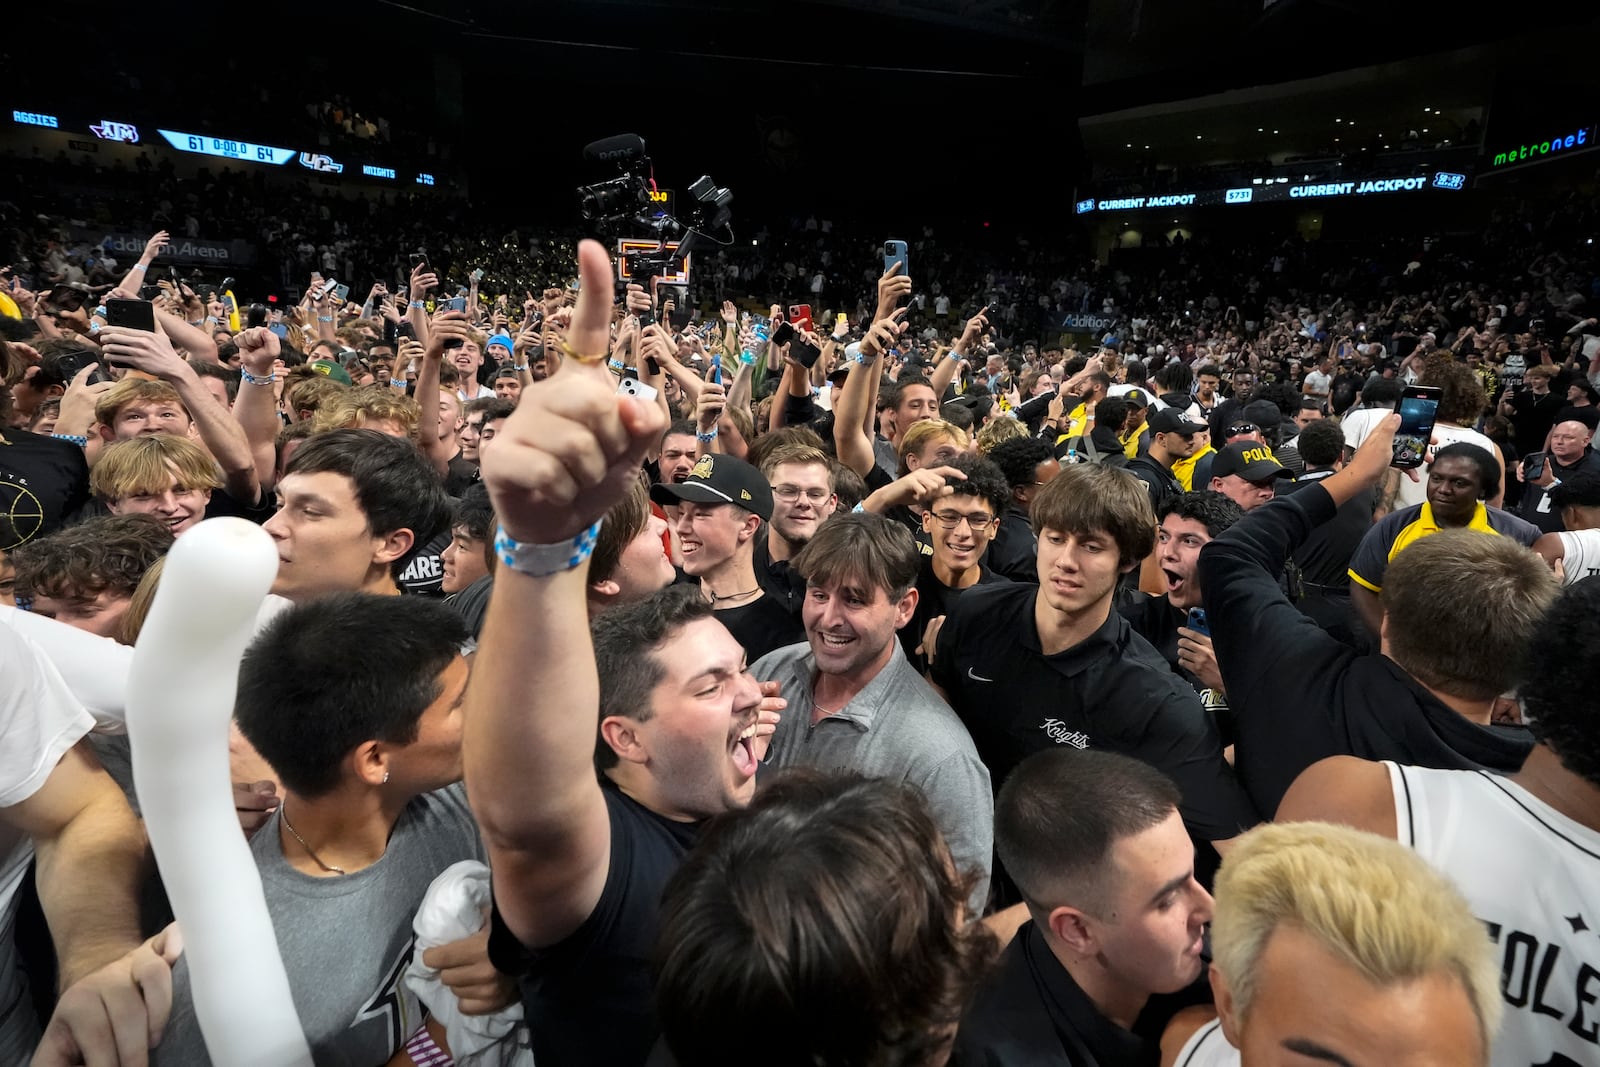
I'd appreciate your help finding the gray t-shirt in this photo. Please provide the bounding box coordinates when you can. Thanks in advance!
[753,640,993,912]
[154,784,485,1066]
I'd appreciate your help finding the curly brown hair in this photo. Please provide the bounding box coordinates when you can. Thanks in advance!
[11,514,173,602]
[1418,353,1488,425]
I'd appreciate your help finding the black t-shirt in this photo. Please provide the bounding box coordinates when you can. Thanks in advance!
[1508,389,1563,457]
[1124,455,1182,514]
[931,582,1258,841]
[986,505,1038,583]
[951,921,1160,1067]
[0,431,89,556]
[1520,449,1600,534]
[751,529,806,617]
[488,778,701,1067]
[901,555,1007,674]
[1278,469,1374,587]
[396,526,449,597]
[204,485,276,524]
[715,591,805,661]
[444,452,479,498]
[0,429,89,550]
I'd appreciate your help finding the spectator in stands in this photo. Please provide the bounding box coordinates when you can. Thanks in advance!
[1517,419,1600,533]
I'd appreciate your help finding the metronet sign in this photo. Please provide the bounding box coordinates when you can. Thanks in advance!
[1489,123,1595,169]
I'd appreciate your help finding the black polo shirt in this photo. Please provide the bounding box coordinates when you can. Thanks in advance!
[951,921,1160,1067]
[488,777,701,1067]
[986,504,1038,583]
[931,582,1258,842]
[751,528,806,617]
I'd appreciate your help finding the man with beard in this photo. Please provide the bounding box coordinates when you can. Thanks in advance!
[1126,409,1208,513]
[754,443,838,615]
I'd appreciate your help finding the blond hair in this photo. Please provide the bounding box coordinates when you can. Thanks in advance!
[94,379,185,429]
[90,435,224,503]
[976,416,1027,454]
[1212,821,1501,1049]
[312,385,422,438]
[898,419,970,475]
[283,374,347,422]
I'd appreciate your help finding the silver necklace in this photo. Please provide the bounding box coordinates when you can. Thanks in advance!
[280,801,347,876]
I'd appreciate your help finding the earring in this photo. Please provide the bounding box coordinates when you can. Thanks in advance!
[382,771,390,784]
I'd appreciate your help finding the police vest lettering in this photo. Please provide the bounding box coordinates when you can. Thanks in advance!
[399,555,442,582]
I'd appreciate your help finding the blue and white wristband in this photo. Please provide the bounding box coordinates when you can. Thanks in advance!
[494,520,602,578]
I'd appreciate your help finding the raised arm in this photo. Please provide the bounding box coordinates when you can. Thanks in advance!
[933,307,987,398]
[233,327,285,494]
[466,238,666,949]
[155,305,220,366]
[419,313,473,477]
[833,314,906,478]
[113,230,168,298]
[98,325,261,506]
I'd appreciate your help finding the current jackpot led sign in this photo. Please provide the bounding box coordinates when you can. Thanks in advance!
[158,129,297,165]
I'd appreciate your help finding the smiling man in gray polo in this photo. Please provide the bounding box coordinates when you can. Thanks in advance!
[752,512,993,912]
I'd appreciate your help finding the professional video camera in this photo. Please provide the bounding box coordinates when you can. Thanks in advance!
[576,134,733,286]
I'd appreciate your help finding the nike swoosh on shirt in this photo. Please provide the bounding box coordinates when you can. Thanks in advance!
[967,667,994,682]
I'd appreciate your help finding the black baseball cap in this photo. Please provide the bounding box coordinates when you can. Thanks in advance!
[1212,441,1292,481]
[1148,408,1207,436]
[650,453,774,521]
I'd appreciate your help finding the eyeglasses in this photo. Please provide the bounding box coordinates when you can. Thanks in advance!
[1228,423,1260,437]
[929,510,997,530]
[772,485,833,503]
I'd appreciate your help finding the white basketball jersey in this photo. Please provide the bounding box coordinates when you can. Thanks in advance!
[1389,762,1600,1067]
[1557,530,1600,587]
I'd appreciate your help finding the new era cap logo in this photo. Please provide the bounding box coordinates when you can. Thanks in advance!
[740,490,751,500]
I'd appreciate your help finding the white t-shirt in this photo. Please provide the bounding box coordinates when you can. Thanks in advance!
[1340,406,1389,452]
[0,625,96,1060]
[1394,424,1500,509]
[1302,369,1332,397]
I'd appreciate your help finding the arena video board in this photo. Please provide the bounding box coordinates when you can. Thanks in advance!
[1074,171,1468,215]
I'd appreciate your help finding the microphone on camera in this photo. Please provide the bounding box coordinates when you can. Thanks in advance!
[583,134,647,164]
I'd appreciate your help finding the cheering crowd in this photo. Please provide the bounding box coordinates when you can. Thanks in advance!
[0,174,1598,1067]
